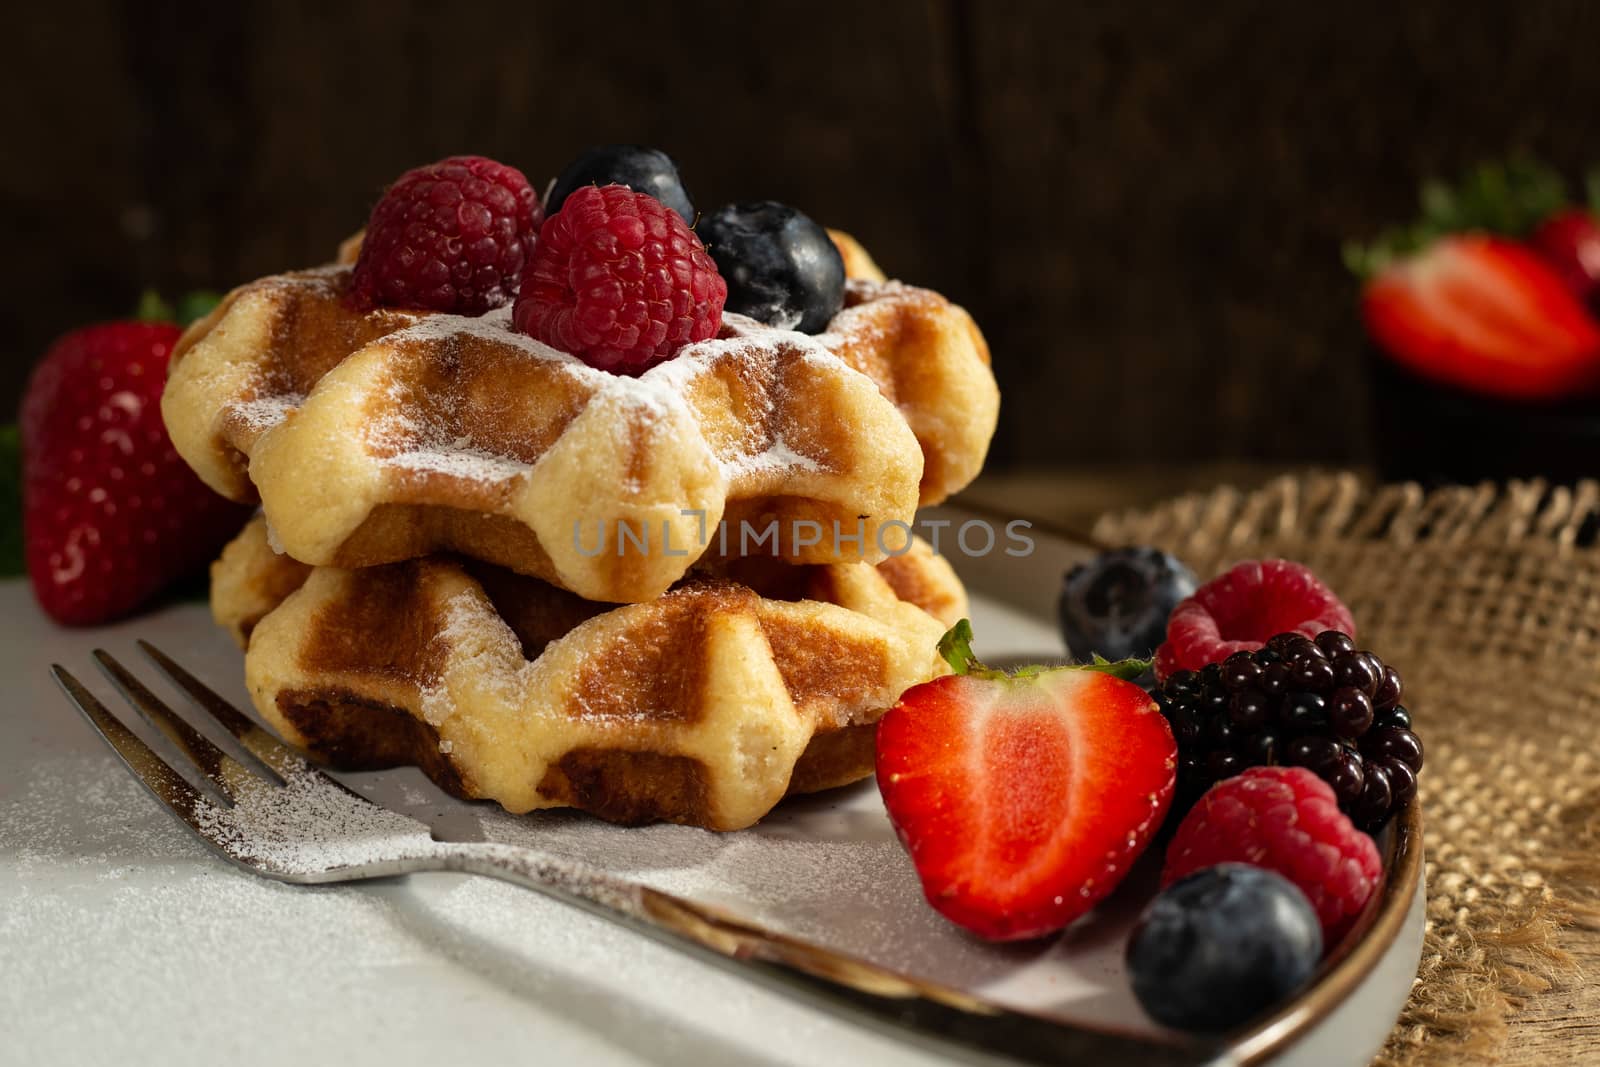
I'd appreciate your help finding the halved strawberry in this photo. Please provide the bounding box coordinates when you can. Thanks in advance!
[1361,235,1600,401]
[876,622,1176,941]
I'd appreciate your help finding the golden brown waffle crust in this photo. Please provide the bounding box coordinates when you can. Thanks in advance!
[162,239,996,604]
[214,518,967,831]
[827,228,887,283]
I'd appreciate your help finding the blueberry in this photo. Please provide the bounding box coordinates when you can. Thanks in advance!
[1126,864,1323,1032]
[546,145,695,225]
[1057,547,1197,663]
[698,201,845,333]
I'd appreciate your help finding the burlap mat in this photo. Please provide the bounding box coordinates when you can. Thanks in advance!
[1093,473,1600,1066]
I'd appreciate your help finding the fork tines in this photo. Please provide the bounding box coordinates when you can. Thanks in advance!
[51,643,298,819]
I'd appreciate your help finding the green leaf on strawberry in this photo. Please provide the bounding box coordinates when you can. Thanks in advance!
[175,291,222,326]
[135,289,223,328]
[939,617,1151,681]
[1345,156,1572,279]
[135,289,176,324]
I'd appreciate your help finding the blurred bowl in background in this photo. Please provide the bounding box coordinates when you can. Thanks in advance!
[1367,342,1600,486]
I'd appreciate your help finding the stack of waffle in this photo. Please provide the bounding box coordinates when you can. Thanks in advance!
[163,232,999,830]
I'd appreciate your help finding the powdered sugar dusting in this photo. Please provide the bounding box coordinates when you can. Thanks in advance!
[230,394,304,432]
[387,443,529,482]
[264,518,286,554]
[185,762,639,916]
[192,763,442,875]
[207,268,914,525]
[386,306,589,371]
[461,791,1077,987]
[725,434,823,478]
[417,588,527,731]
[5,754,947,1066]
[816,278,922,349]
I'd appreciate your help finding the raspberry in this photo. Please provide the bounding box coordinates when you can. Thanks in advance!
[513,184,727,375]
[350,155,541,315]
[1162,766,1382,943]
[1154,559,1354,680]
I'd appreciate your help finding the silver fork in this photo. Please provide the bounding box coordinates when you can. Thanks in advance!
[51,642,1212,1067]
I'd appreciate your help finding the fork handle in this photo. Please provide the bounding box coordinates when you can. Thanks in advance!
[429,842,1208,1067]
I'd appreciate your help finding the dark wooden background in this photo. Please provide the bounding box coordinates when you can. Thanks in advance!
[7,1,1600,469]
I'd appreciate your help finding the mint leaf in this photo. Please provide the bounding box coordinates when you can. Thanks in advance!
[1588,169,1600,216]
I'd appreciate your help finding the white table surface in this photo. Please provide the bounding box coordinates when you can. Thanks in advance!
[0,566,1419,1067]
[0,580,1067,1067]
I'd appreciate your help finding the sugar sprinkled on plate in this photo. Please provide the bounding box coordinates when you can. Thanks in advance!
[6,756,938,1066]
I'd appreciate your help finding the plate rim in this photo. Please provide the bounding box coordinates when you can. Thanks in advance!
[1229,799,1424,1062]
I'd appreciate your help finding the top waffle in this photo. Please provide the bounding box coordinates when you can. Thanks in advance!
[163,232,997,603]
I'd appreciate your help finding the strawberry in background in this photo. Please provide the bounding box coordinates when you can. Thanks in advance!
[20,292,252,625]
[1346,158,1600,402]
[1531,202,1600,311]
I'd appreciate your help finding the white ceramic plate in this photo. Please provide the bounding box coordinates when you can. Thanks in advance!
[0,523,1422,1067]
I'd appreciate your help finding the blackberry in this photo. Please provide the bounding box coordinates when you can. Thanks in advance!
[1153,632,1423,831]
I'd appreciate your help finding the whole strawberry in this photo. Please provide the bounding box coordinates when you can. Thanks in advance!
[876,621,1176,941]
[21,321,252,624]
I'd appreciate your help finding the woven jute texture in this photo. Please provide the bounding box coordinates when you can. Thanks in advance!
[1093,473,1600,1066]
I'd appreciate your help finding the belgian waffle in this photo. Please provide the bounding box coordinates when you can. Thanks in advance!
[827,228,887,284]
[213,517,967,830]
[164,232,997,604]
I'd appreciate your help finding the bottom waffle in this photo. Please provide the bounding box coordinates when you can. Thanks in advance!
[213,518,966,830]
